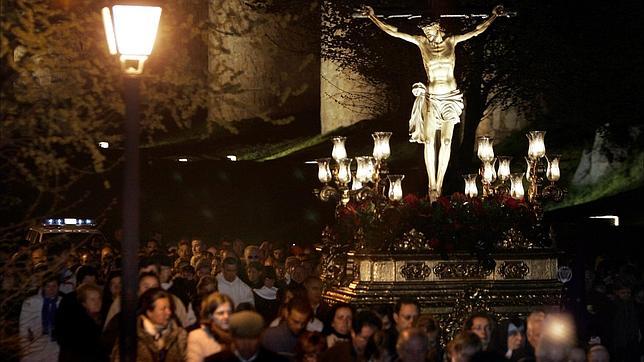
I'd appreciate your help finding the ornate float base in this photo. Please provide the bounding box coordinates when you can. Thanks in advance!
[322,251,562,338]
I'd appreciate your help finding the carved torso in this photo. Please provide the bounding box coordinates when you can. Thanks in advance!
[417,36,458,94]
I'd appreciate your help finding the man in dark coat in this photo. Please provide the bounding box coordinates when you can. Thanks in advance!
[206,311,287,362]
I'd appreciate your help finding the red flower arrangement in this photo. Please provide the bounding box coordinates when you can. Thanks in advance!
[332,192,542,255]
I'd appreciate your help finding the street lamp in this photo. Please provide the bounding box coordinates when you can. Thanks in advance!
[102,4,161,361]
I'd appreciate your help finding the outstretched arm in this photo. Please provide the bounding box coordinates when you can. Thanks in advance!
[361,5,419,45]
[453,5,505,44]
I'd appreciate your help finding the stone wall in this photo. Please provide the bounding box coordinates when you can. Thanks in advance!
[208,0,318,126]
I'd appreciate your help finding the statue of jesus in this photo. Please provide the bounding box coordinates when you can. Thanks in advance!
[362,5,506,201]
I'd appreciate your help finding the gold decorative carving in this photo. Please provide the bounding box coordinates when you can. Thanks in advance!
[392,229,431,251]
[400,262,432,280]
[498,261,529,279]
[434,262,493,279]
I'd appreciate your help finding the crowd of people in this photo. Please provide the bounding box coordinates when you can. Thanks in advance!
[0,232,642,362]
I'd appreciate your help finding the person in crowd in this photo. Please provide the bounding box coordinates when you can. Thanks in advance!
[170,263,198,310]
[396,327,429,362]
[417,314,442,362]
[280,256,301,288]
[324,303,353,348]
[145,239,160,257]
[257,241,272,265]
[191,239,206,267]
[373,304,393,333]
[187,293,233,362]
[205,311,288,362]
[463,312,494,352]
[196,260,214,281]
[112,288,187,361]
[19,273,62,362]
[295,331,327,362]
[320,310,383,362]
[384,298,420,361]
[253,266,280,323]
[496,317,525,361]
[587,344,610,362]
[57,283,108,361]
[191,275,219,329]
[177,239,192,263]
[243,246,261,268]
[607,279,640,361]
[100,270,121,322]
[447,332,482,362]
[304,277,330,324]
[216,257,254,308]
[245,261,264,289]
[290,264,308,287]
[231,239,245,260]
[139,256,161,276]
[271,284,323,332]
[158,255,174,290]
[262,297,313,358]
[29,245,48,271]
[208,256,220,275]
[105,272,191,334]
[54,265,100,352]
[534,312,575,362]
[512,309,545,360]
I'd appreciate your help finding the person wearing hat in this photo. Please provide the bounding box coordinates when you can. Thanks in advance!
[205,311,288,362]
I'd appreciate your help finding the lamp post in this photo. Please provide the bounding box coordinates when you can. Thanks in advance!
[102,4,161,361]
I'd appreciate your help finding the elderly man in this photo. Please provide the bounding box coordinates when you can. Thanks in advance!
[205,311,287,362]
[363,4,505,200]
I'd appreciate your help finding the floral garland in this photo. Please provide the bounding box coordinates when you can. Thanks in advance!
[332,192,546,257]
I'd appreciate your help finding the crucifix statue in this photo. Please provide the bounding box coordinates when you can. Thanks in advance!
[361,5,506,201]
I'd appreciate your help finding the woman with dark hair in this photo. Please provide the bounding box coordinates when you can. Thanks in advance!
[113,288,187,361]
[324,303,353,348]
[187,292,233,362]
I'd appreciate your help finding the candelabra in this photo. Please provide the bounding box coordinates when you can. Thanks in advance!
[464,131,566,220]
[313,132,405,215]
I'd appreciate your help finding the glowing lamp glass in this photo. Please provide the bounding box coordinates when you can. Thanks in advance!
[477,136,495,162]
[331,137,347,162]
[316,158,332,183]
[497,156,512,181]
[463,174,478,198]
[336,158,353,185]
[546,155,561,181]
[481,159,497,183]
[387,174,404,201]
[510,173,525,200]
[372,132,392,161]
[526,131,546,160]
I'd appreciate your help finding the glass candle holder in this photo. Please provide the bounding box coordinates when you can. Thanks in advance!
[387,174,404,201]
[331,136,347,162]
[510,172,525,200]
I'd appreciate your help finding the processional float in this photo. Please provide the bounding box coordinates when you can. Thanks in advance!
[314,5,568,341]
